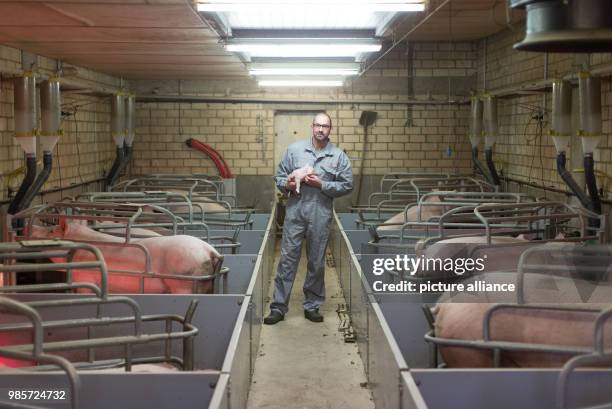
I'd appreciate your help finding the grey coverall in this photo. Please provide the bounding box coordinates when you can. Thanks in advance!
[271,138,353,314]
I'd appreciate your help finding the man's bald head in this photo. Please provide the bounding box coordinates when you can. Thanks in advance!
[313,112,332,127]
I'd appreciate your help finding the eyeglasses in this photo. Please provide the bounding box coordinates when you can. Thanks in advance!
[313,123,331,130]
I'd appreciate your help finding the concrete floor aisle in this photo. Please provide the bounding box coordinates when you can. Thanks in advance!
[246,242,374,409]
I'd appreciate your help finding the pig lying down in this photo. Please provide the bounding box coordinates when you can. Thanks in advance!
[412,235,537,279]
[288,165,314,195]
[377,195,444,231]
[431,269,612,368]
[433,301,612,368]
[31,220,223,294]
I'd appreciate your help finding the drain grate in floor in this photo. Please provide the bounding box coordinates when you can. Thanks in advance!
[336,304,356,343]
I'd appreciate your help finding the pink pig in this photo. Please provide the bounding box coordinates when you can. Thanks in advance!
[288,165,315,195]
[30,220,223,294]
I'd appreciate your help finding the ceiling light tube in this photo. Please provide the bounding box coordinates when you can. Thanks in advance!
[227,42,381,57]
[202,0,424,3]
[258,79,344,87]
[250,68,359,76]
[198,3,425,12]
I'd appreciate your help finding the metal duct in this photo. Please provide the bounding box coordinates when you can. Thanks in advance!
[483,95,500,187]
[468,96,483,148]
[8,73,37,215]
[550,80,572,153]
[549,78,596,213]
[578,73,602,154]
[579,72,602,215]
[39,78,62,150]
[13,73,37,155]
[115,94,135,180]
[468,96,492,184]
[105,93,126,190]
[511,0,612,52]
[125,94,135,148]
[21,78,62,210]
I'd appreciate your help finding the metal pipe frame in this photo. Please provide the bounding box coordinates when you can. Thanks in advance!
[14,210,232,293]
[0,212,275,408]
[0,297,80,409]
[20,200,245,251]
[359,191,529,230]
[0,292,199,373]
[0,248,202,370]
[379,172,451,192]
[333,208,612,409]
[115,177,221,201]
[516,244,612,304]
[77,191,254,229]
[0,241,110,298]
[352,176,495,214]
[473,201,592,245]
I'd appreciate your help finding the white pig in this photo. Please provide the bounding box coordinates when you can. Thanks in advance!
[433,268,612,368]
[434,300,612,367]
[289,165,314,195]
[414,235,530,278]
[31,221,223,294]
[377,195,444,231]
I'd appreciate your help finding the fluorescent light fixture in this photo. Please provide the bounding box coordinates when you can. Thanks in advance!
[226,41,381,57]
[201,0,424,3]
[198,2,425,12]
[258,79,344,87]
[250,68,358,76]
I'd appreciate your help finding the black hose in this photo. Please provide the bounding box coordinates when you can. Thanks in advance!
[8,154,37,215]
[485,147,500,186]
[584,153,601,214]
[115,145,132,181]
[556,152,591,210]
[105,144,125,191]
[21,151,53,210]
[472,147,493,184]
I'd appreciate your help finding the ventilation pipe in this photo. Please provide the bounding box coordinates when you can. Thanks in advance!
[21,78,61,209]
[105,93,126,190]
[551,79,591,210]
[579,72,602,215]
[115,94,135,179]
[8,73,37,215]
[483,95,501,188]
[468,96,492,184]
[510,0,612,53]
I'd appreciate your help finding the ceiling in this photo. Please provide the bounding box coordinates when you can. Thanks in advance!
[0,0,524,80]
[389,0,525,41]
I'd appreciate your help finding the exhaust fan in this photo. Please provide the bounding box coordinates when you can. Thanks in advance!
[510,0,612,52]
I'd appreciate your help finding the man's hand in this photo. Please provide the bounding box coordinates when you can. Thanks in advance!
[304,174,322,189]
[286,175,297,191]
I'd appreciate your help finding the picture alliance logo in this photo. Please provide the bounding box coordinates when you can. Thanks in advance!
[371,254,488,276]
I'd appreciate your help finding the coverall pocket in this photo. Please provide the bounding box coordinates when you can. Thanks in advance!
[319,166,337,181]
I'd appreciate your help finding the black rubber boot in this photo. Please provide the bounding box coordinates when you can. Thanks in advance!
[304,309,324,323]
[264,310,284,325]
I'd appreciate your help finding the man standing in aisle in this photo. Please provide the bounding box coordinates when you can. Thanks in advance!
[264,112,353,325]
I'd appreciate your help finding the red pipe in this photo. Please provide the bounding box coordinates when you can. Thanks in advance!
[185,138,233,178]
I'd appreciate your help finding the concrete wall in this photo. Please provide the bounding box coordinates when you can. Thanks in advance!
[0,45,123,205]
